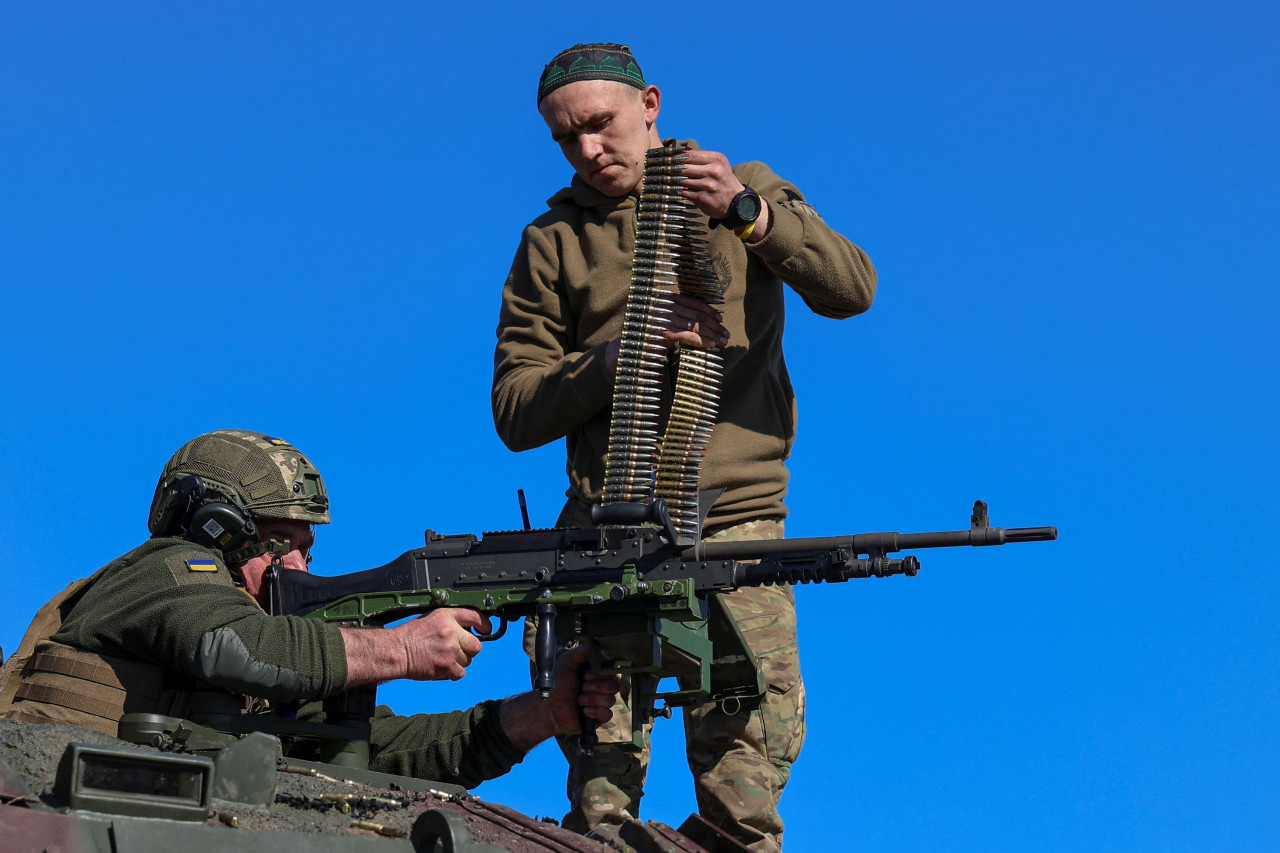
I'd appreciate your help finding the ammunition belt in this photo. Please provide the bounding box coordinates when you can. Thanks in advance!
[602,142,724,536]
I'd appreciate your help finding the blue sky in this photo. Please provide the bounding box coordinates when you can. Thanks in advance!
[2,2,1276,850]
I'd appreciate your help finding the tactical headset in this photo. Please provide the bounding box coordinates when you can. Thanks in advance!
[153,474,282,564]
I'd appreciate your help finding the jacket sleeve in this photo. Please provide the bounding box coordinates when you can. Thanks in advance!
[491,224,615,452]
[364,701,527,788]
[737,161,877,319]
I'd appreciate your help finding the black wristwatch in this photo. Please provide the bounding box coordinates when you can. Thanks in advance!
[711,186,762,231]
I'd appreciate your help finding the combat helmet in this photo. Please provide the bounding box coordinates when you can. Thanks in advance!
[148,429,330,561]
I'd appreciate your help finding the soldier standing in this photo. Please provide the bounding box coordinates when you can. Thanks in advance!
[492,43,876,851]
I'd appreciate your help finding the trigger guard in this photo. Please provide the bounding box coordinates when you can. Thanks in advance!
[474,616,508,642]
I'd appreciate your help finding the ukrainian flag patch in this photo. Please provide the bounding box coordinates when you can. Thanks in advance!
[264,436,290,446]
[185,558,218,572]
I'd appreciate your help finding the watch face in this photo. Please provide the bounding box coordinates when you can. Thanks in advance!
[734,191,762,223]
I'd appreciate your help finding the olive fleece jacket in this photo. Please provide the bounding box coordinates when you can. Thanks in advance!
[50,538,525,787]
[493,144,876,531]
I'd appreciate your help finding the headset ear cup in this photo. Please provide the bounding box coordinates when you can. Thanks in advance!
[187,502,256,553]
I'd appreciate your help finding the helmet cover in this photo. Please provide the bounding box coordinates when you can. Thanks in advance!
[148,429,330,535]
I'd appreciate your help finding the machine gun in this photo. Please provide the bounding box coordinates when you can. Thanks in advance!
[264,499,1055,761]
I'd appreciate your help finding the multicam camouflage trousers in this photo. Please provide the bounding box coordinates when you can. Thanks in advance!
[523,518,805,853]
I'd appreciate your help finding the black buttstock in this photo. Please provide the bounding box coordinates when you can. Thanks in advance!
[267,550,423,617]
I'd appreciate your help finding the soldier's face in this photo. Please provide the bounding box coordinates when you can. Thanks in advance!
[234,519,314,606]
[540,80,662,197]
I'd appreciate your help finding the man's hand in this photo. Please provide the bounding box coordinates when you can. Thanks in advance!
[659,292,729,349]
[546,645,621,734]
[341,607,491,688]
[676,148,772,243]
[498,645,622,752]
[396,608,491,680]
[604,292,729,377]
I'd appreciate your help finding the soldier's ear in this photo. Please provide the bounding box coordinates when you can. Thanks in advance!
[643,85,661,125]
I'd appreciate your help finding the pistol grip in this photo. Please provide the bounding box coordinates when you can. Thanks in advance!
[534,601,557,698]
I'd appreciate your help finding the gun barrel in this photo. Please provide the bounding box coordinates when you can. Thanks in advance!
[692,525,1057,561]
[1003,526,1058,543]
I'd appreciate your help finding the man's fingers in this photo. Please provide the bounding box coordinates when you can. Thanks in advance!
[663,330,726,349]
[458,631,483,662]
[396,608,493,681]
[580,675,619,693]
[448,607,487,630]
[662,319,729,348]
[673,150,742,218]
[670,295,726,326]
[664,295,729,347]
[581,705,614,723]
[578,685,619,723]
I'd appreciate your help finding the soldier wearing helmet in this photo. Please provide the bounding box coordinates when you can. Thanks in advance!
[0,430,617,787]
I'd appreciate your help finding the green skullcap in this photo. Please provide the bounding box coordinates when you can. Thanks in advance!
[537,43,646,105]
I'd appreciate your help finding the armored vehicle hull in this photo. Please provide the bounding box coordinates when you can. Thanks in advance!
[0,719,736,853]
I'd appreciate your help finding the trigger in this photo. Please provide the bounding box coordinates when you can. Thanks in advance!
[476,616,508,642]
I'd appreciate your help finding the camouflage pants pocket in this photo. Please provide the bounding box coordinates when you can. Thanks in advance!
[678,524,804,852]
[684,674,806,853]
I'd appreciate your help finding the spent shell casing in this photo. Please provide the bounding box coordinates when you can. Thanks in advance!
[352,822,405,839]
